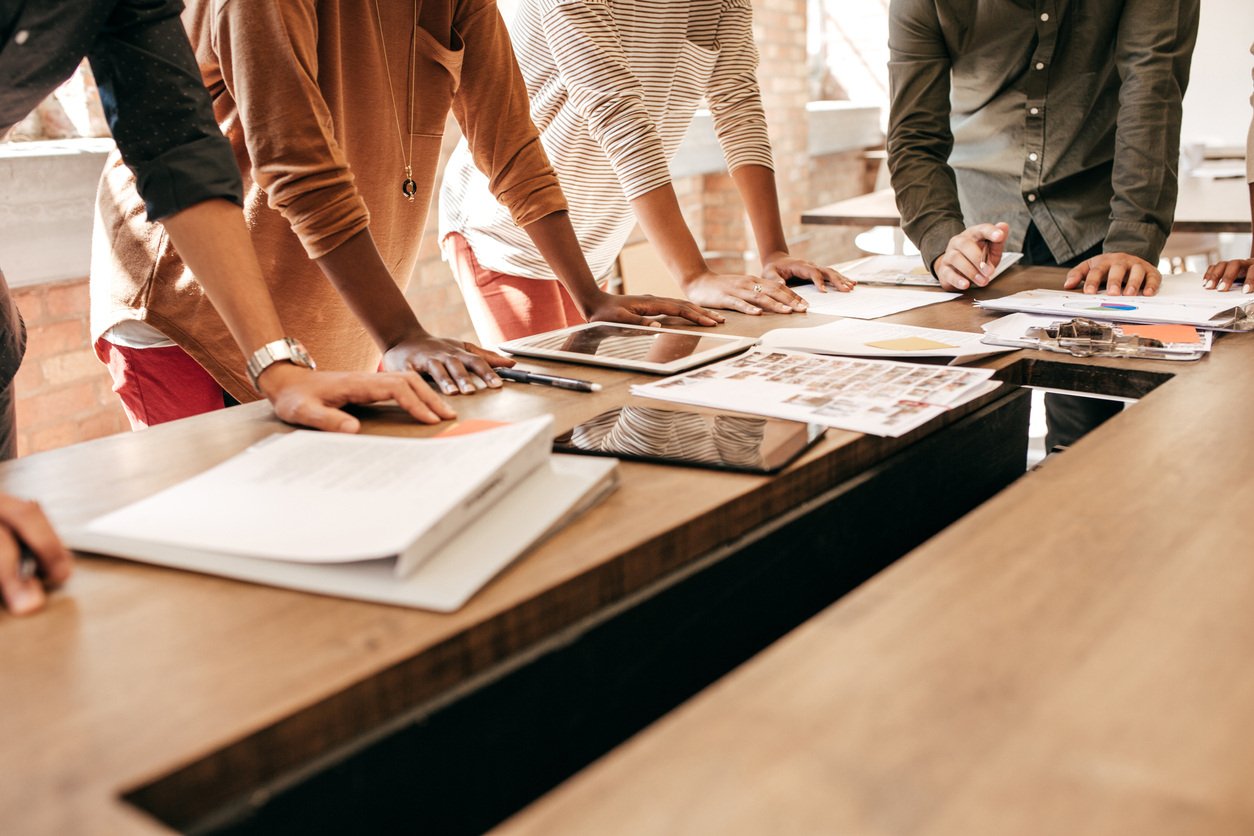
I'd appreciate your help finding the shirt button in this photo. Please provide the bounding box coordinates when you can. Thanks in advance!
[14,30,29,45]
[1030,107,1040,115]
[1036,62,1046,70]
[1040,13,1050,21]
[1028,194,1038,202]
[1028,152,1039,162]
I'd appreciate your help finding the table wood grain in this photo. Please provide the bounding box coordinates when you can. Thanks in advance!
[497,275,1254,835]
[0,279,1059,835]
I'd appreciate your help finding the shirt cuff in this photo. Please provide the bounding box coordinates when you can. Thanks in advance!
[134,135,244,222]
[504,180,570,229]
[918,218,966,277]
[1103,220,1168,264]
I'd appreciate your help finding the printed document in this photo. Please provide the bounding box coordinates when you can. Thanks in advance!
[632,349,999,438]
[794,285,960,319]
[72,416,556,576]
[975,288,1253,330]
[761,319,1016,365]
[832,252,1023,287]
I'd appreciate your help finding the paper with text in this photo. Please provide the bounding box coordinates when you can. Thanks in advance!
[832,252,1023,287]
[79,416,554,571]
[795,285,959,319]
[761,319,1016,364]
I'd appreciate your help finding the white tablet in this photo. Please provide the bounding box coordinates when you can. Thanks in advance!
[498,323,758,375]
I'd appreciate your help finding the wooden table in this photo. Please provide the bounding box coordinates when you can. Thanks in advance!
[0,292,1046,834]
[802,176,1252,234]
[497,274,1254,835]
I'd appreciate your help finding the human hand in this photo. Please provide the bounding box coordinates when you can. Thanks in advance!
[931,222,1010,291]
[383,334,514,395]
[257,364,457,432]
[762,253,855,295]
[1202,258,1253,293]
[1063,253,1161,296]
[0,494,72,616]
[681,271,810,315]
[583,291,724,327]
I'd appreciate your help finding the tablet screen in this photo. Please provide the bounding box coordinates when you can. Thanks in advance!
[526,324,743,364]
[554,406,825,474]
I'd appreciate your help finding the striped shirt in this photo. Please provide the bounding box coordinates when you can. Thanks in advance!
[439,0,774,284]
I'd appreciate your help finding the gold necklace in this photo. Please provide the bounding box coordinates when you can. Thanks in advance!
[371,0,419,202]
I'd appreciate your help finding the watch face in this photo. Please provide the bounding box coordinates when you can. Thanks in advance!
[287,339,314,367]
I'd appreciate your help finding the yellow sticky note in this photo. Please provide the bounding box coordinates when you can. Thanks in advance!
[865,337,957,352]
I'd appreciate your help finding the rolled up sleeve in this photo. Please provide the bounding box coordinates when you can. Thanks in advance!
[210,0,369,259]
[886,0,965,271]
[540,0,671,201]
[1104,0,1200,262]
[88,0,241,221]
[707,0,773,173]
[452,1,567,228]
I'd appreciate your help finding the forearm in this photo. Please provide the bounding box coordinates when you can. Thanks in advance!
[160,199,286,357]
[887,0,964,268]
[730,164,790,264]
[1106,0,1199,262]
[630,184,709,285]
[314,228,428,349]
[521,211,607,312]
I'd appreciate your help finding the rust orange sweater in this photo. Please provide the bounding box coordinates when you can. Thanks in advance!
[91,0,566,400]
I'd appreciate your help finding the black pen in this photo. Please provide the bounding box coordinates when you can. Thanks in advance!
[496,367,602,393]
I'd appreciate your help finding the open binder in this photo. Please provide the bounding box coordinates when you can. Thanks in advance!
[63,417,618,612]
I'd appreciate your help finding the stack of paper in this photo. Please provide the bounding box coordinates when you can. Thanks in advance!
[975,288,1254,330]
[980,313,1213,361]
[831,252,1023,287]
[794,284,959,318]
[632,348,999,438]
[761,319,1016,365]
[63,417,618,612]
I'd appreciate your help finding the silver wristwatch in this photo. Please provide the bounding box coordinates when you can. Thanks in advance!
[246,338,316,392]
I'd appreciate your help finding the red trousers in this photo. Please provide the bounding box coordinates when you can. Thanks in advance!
[96,337,229,429]
[442,232,587,344]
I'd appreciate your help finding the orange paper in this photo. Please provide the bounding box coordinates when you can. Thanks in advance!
[1118,324,1200,345]
[436,419,510,438]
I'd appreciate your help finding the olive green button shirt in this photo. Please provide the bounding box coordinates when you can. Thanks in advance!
[887,0,1200,270]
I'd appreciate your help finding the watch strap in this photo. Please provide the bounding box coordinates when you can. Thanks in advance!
[246,338,316,392]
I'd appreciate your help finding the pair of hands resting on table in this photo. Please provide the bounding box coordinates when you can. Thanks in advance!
[680,252,854,316]
[933,222,1162,295]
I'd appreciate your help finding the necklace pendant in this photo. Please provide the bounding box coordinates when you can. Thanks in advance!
[402,177,418,201]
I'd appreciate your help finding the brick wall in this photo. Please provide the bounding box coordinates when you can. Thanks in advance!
[12,278,129,456]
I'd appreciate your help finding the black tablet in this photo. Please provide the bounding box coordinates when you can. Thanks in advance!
[553,405,825,474]
[499,323,758,374]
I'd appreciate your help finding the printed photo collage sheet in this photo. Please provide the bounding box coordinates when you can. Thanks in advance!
[632,349,999,438]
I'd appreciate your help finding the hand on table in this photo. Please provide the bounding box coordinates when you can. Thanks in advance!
[762,253,855,295]
[257,364,457,433]
[681,271,804,315]
[1063,253,1161,296]
[582,291,724,327]
[1202,258,1254,293]
[932,222,1010,291]
[383,334,514,395]
[0,494,72,616]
